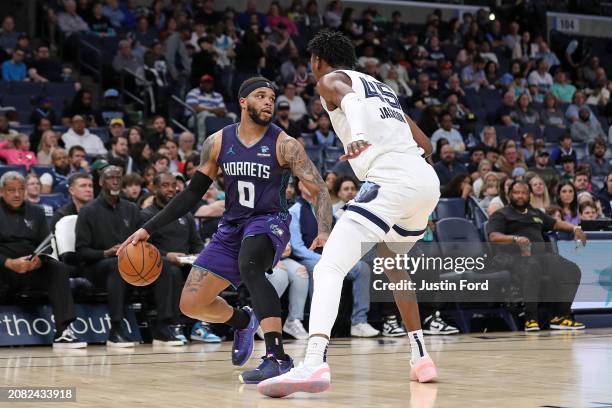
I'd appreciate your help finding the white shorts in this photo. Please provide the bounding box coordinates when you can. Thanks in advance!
[343,154,440,244]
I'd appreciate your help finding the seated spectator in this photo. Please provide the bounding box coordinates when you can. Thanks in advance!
[51,173,94,231]
[540,92,566,128]
[265,242,309,340]
[461,55,487,91]
[1,49,26,81]
[152,153,170,173]
[0,115,18,141]
[273,101,302,140]
[411,73,441,109]
[466,145,486,176]
[433,144,467,186]
[520,132,537,163]
[289,178,379,337]
[108,117,125,140]
[276,82,308,122]
[480,126,498,148]
[556,181,580,225]
[147,116,173,151]
[129,142,152,174]
[141,172,205,344]
[178,131,196,161]
[528,150,560,195]
[134,16,156,48]
[585,68,610,107]
[527,59,553,98]
[0,133,38,170]
[57,0,89,37]
[495,91,517,126]
[40,148,70,195]
[487,175,511,216]
[570,107,605,144]
[112,39,142,76]
[0,171,85,348]
[497,140,527,177]
[550,132,577,165]
[36,129,59,165]
[75,166,183,347]
[477,171,499,211]
[331,175,358,215]
[565,90,598,126]
[431,111,465,153]
[96,89,130,126]
[559,155,576,183]
[314,113,338,147]
[574,170,591,193]
[186,75,236,142]
[102,0,125,29]
[27,44,65,82]
[24,173,53,217]
[165,139,182,173]
[584,138,610,178]
[487,180,585,331]
[87,2,116,37]
[441,173,472,199]
[190,36,217,88]
[510,93,540,127]
[121,173,143,203]
[527,175,551,211]
[193,181,225,240]
[579,201,598,221]
[29,97,58,126]
[63,90,97,127]
[68,145,89,174]
[512,31,537,62]
[551,69,576,104]
[535,40,560,69]
[108,133,134,174]
[0,16,20,52]
[597,170,612,217]
[62,115,107,156]
[384,66,412,98]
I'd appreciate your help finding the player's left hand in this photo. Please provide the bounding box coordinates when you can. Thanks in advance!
[574,227,587,246]
[309,232,329,250]
[340,140,371,161]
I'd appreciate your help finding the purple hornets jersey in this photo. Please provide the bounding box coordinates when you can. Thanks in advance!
[217,123,291,223]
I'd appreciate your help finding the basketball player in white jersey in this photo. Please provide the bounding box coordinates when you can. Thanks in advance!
[258,30,441,398]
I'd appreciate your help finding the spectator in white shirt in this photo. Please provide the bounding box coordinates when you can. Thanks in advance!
[57,0,89,37]
[528,59,553,98]
[276,82,308,122]
[61,115,107,156]
[431,111,466,153]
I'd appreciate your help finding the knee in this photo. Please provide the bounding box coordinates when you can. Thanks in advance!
[313,258,345,281]
[239,256,263,283]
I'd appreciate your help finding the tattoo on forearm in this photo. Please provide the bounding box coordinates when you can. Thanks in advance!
[184,268,209,293]
[279,137,333,234]
[199,134,215,164]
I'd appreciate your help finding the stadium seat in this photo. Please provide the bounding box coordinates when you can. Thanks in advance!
[324,146,344,162]
[205,116,234,134]
[90,127,109,144]
[464,89,483,110]
[433,198,466,219]
[574,143,588,161]
[0,164,27,177]
[494,125,519,141]
[543,126,566,143]
[518,124,542,139]
[304,145,322,170]
[301,133,314,146]
[31,165,53,177]
[39,193,67,211]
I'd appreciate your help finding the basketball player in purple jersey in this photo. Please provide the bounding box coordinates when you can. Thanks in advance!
[118,77,333,384]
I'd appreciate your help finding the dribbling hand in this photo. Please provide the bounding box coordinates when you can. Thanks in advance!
[116,228,151,256]
[340,140,371,161]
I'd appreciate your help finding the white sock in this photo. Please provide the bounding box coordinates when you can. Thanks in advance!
[303,336,329,367]
[409,329,428,363]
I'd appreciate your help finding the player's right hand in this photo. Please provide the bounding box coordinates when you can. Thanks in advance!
[116,228,150,256]
[340,140,371,160]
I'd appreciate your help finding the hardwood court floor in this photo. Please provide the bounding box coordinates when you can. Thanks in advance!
[2,328,612,408]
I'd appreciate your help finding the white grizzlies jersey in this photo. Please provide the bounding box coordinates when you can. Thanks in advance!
[320,69,421,180]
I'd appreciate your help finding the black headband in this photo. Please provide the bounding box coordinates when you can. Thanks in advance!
[238,78,276,99]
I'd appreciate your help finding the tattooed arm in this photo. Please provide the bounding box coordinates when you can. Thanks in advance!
[277,132,333,249]
[116,133,222,254]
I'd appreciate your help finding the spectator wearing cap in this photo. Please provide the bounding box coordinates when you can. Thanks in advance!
[431,111,465,153]
[107,132,134,174]
[273,100,302,140]
[571,107,606,145]
[186,74,236,142]
[0,133,37,170]
[1,49,26,81]
[551,70,576,104]
[559,156,576,183]
[96,89,129,127]
[62,115,107,156]
[190,36,217,88]
[434,144,467,187]
[461,56,487,91]
[29,97,57,126]
[583,138,610,178]
[108,118,125,139]
[276,82,308,122]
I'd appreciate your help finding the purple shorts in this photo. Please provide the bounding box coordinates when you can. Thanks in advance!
[193,213,291,288]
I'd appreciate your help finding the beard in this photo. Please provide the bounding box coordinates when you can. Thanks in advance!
[510,200,528,211]
[247,104,272,126]
[158,194,173,205]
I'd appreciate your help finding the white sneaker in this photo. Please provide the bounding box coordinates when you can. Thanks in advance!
[283,319,309,340]
[53,328,87,349]
[350,322,380,337]
[255,326,264,340]
[382,315,407,337]
[258,362,331,397]
[422,311,459,335]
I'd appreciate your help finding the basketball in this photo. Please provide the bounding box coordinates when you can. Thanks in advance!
[117,241,162,286]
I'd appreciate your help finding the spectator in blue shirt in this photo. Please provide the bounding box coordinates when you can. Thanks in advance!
[314,112,339,147]
[1,49,26,81]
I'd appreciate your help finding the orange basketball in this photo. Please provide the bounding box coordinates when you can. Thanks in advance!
[117,241,162,286]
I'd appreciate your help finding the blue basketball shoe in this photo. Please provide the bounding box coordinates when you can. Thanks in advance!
[239,354,294,384]
[232,306,258,366]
